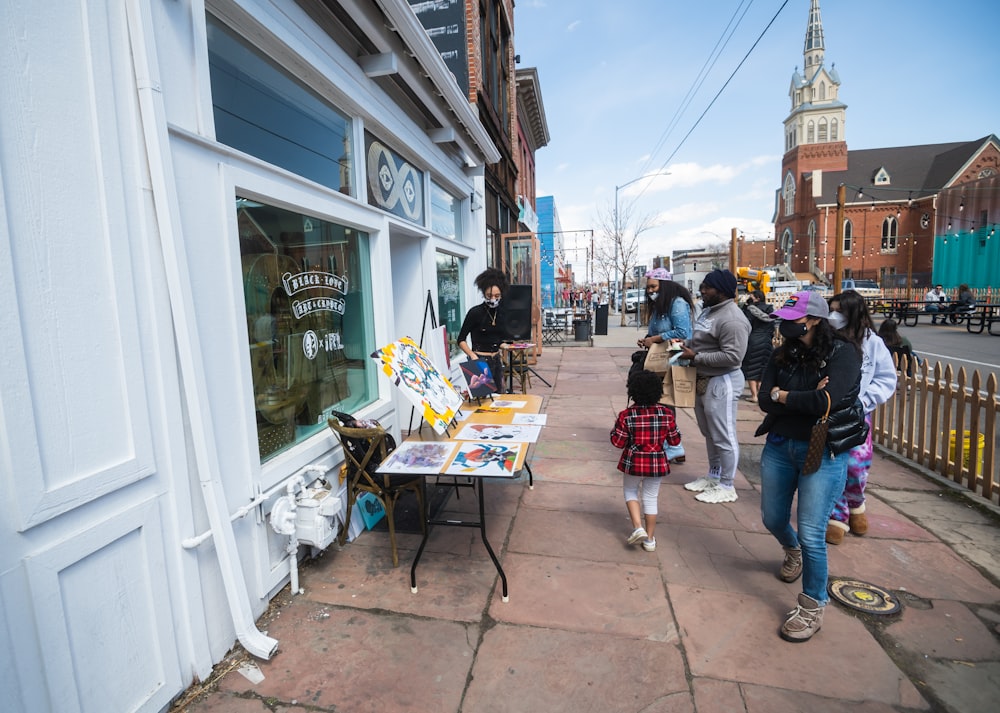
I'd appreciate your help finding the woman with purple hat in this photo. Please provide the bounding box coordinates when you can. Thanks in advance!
[755,290,867,642]
[635,267,695,463]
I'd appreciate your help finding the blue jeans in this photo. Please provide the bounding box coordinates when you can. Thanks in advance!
[760,439,849,605]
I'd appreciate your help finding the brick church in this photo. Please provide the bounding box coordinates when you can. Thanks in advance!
[773,0,1000,291]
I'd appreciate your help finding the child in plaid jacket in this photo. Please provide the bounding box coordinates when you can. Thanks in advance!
[611,369,681,552]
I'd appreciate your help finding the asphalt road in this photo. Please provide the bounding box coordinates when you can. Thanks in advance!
[875,315,1000,389]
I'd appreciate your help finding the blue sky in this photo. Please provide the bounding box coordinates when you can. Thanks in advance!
[513,0,1000,269]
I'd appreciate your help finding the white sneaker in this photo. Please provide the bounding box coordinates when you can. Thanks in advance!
[684,476,718,492]
[642,538,656,552]
[695,484,738,504]
[626,527,648,545]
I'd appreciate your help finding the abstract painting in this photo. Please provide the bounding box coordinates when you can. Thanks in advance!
[444,442,521,477]
[371,336,462,434]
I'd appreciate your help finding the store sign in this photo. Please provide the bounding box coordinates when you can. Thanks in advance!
[365,132,423,224]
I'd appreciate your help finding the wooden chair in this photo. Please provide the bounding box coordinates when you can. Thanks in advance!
[328,416,425,567]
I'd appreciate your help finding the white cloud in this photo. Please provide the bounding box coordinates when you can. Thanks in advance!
[567,20,582,32]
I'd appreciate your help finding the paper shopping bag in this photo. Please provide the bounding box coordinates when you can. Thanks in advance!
[642,341,672,373]
[661,365,696,408]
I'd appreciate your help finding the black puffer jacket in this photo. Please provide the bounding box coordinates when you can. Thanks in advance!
[755,338,868,456]
[740,302,775,381]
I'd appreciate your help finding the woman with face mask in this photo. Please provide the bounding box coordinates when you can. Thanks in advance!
[825,291,897,546]
[633,267,695,463]
[754,291,867,642]
[740,290,775,402]
[457,268,513,393]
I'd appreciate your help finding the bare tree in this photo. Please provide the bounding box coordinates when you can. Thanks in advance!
[595,201,658,325]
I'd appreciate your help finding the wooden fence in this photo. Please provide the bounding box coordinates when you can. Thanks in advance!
[873,357,999,506]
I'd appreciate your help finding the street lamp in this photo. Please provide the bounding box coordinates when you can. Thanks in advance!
[614,174,668,313]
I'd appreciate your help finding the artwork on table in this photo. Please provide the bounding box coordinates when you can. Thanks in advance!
[454,423,542,443]
[459,359,498,398]
[489,399,528,409]
[445,442,521,477]
[475,407,510,414]
[371,336,462,434]
[512,413,547,426]
[377,441,456,474]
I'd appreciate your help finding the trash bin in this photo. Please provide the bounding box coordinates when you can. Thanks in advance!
[594,304,609,335]
[948,430,985,476]
[573,319,590,342]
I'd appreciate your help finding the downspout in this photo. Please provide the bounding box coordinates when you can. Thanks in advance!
[125,2,277,659]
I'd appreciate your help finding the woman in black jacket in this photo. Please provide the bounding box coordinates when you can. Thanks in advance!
[740,290,775,401]
[457,268,513,393]
[755,291,867,643]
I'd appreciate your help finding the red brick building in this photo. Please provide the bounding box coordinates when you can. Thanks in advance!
[773,0,1000,289]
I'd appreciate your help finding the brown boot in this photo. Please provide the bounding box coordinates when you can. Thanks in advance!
[780,593,824,642]
[848,505,868,535]
[826,519,849,545]
[778,547,802,582]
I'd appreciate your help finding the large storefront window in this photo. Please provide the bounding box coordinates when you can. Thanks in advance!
[435,253,463,355]
[238,198,376,460]
[207,16,353,195]
[430,181,461,241]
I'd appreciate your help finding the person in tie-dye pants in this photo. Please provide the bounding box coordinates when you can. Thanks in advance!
[826,292,897,544]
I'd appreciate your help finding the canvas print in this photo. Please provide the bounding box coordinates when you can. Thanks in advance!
[377,441,456,474]
[445,442,521,477]
[459,359,498,398]
[371,336,462,434]
[454,423,542,443]
[512,413,547,426]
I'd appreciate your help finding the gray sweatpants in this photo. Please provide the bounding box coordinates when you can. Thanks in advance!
[693,370,744,487]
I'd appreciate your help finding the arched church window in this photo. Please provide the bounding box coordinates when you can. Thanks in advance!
[831,118,838,141]
[807,121,815,143]
[783,173,796,217]
[881,216,898,251]
[843,219,853,254]
[818,118,828,142]
[819,82,826,100]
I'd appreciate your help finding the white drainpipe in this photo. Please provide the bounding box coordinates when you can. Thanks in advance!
[125,2,277,660]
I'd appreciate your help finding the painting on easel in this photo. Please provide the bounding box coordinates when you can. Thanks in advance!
[371,336,462,434]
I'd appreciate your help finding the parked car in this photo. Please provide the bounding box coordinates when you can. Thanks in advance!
[624,289,641,312]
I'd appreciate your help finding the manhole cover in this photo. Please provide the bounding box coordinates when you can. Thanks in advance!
[828,578,901,615]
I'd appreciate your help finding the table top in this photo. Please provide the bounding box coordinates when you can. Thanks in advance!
[377,395,544,477]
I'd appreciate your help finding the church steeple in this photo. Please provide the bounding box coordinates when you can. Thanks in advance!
[782,0,846,155]
[803,0,825,79]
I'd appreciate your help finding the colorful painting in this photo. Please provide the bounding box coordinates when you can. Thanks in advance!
[454,423,542,443]
[459,359,498,398]
[444,442,521,477]
[371,336,462,434]
[377,441,456,474]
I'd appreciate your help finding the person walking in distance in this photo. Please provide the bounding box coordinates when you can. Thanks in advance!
[677,269,750,504]
[611,369,682,552]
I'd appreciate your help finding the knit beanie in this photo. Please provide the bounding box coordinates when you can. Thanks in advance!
[703,269,737,298]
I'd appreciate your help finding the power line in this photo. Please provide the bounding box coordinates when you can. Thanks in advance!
[634,0,792,203]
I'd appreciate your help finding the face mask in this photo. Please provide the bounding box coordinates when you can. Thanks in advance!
[828,311,848,330]
[485,297,500,308]
[779,320,809,341]
[647,291,658,301]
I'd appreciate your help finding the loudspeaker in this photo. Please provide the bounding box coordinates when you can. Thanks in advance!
[504,284,532,340]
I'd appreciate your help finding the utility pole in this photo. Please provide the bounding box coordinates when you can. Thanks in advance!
[833,184,845,290]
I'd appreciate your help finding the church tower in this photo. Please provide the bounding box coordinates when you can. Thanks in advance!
[776,0,847,272]
[782,0,847,161]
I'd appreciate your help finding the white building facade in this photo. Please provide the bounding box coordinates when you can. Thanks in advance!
[0,1,499,710]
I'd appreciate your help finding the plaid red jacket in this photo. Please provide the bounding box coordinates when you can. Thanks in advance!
[610,403,681,477]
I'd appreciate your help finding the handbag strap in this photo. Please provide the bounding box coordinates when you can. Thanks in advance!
[819,391,831,423]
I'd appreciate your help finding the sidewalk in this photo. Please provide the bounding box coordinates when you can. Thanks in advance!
[179,318,1000,713]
